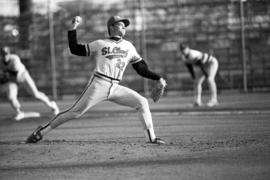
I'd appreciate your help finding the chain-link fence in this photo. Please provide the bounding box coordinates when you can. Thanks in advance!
[1,0,269,100]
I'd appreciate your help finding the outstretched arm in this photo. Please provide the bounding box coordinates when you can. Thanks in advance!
[132,60,161,80]
[132,60,167,102]
[68,16,89,56]
[185,63,196,80]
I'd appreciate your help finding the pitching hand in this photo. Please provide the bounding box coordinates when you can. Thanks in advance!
[71,16,82,29]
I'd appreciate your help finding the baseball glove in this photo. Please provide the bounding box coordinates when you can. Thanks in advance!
[0,72,9,84]
[150,78,167,103]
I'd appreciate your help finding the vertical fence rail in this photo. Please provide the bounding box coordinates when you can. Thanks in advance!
[48,0,57,99]
[240,0,247,92]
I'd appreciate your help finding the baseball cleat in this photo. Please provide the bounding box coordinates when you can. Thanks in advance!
[150,138,166,145]
[15,112,41,121]
[14,112,25,121]
[25,125,43,143]
[206,100,218,107]
[51,101,59,115]
[193,101,202,107]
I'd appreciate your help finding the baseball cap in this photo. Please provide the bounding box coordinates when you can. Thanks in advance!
[0,46,10,55]
[107,16,130,28]
[107,16,130,35]
[179,43,188,51]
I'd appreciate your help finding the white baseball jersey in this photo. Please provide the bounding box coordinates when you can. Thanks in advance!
[85,38,142,80]
[1,54,26,79]
[183,49,212,65]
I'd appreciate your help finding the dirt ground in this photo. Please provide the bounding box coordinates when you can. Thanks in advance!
[0,93,270,180]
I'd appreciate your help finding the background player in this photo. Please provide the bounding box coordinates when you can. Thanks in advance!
[0,46,59,120]
[26,15,167,144]
[179,44,219,107]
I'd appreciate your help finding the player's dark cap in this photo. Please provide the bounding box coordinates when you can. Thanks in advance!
[179,43,188,51]
[107,16,130,35]
[0,46,10,56]
[107,16,130,28]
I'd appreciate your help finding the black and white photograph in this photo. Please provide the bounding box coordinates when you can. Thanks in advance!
[0,0,270,179]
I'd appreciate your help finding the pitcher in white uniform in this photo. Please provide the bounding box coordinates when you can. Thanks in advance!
[26,16,167,144]
[0,46,59,121]
[179,44,219,107]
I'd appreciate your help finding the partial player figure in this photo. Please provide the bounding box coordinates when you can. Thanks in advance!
[26,15,167,144]
[179,44,219,107]
[0,46,59,121]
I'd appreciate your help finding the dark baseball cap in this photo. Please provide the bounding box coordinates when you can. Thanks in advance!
[0,46,10,55]
[179,43,188,51]
[107,16,130,28]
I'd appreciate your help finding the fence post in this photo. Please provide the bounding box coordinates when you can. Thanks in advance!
[240,0,247,92]
[48,0,57,99]
[140,0,149,96]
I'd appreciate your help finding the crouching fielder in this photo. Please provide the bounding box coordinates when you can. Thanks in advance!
[0,46,59,121]
[26,15,166,144]
[179,44,219,107]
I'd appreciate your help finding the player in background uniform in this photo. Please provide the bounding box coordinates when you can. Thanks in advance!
[0,46,59,121]
[26,15,167,144]
[179,44,219,107]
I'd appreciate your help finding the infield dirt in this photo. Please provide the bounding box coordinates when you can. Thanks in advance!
[0,93,270,180]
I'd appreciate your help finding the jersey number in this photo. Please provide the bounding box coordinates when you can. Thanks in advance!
[116,59,125,71]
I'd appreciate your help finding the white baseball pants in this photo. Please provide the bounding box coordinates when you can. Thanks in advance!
[49,74,157,141]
